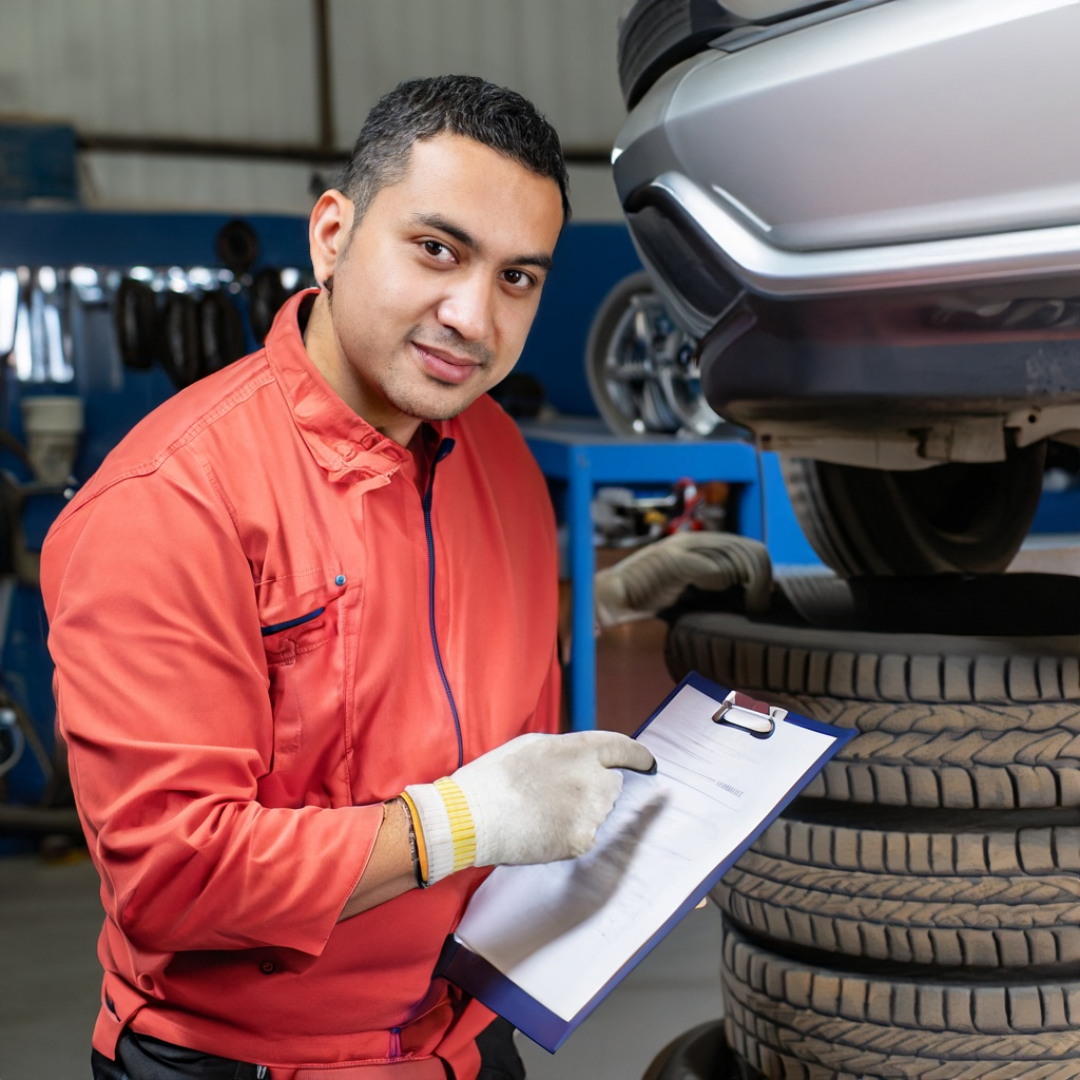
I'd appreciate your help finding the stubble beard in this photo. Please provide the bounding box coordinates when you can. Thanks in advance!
[382,365,489,423]
[391,326,497,421]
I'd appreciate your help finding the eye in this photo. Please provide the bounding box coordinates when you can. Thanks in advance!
[501,268,536,291]
[421,240,455,263]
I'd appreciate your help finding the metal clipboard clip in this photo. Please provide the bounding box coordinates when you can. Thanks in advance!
[712,691,786,739]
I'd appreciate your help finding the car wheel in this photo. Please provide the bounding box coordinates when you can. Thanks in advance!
[586,271,722,437]
[781,445,1047,576]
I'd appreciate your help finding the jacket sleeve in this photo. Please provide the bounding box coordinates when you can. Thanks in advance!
[41,451,382,957]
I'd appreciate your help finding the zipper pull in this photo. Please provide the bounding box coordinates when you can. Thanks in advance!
[389,1026,403,1058]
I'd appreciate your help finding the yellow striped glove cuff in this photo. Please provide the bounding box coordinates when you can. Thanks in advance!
[402,778,478,885]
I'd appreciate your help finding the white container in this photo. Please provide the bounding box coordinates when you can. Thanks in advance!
[21,395,84,484]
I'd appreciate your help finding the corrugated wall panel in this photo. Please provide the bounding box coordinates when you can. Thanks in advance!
[81,153,319,215]
[0,0,317,142]
[328,0,628,153]
[0,0,628,217]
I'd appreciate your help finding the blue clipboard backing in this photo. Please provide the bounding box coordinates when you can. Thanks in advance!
[441,669,857,1053]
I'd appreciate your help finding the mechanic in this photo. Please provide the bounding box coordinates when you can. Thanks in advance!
[41,75,655,1080]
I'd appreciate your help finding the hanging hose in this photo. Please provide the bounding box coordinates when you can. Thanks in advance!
[0,691,83,840]
[594,531,773,630]
[0,706,25,778]
[0,685,53,785]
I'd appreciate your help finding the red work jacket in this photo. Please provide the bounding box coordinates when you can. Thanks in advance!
[40,292,561,1075]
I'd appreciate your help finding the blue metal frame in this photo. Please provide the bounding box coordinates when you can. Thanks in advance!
[519,418,821,731]
[0,207,309,270]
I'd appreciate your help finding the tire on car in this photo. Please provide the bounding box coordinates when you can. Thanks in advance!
[781,448,1048,578]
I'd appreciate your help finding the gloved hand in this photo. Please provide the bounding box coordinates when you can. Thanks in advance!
[401,730,656,885]
[594,532,773,631]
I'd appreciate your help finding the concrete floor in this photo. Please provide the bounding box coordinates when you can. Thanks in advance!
[0,853,103,1079]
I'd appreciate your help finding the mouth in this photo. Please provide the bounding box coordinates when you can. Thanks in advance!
[411,341,483,386]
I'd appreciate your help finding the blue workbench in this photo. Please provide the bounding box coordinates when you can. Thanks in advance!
[519,418,820,730]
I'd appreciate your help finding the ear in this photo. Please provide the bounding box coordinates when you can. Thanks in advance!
[309,190,355,289]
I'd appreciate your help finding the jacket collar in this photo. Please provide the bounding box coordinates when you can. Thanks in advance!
[263,290,446,483]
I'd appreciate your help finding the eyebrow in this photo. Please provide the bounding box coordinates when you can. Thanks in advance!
[412,213,554,273]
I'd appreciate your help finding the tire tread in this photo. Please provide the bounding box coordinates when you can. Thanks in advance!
[666,615,1080,809]
[721,926,1080,1078]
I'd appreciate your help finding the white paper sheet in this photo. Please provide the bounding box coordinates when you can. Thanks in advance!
[454,682,837,1022]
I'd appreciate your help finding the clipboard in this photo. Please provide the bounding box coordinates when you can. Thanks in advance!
[438,670,856,1053]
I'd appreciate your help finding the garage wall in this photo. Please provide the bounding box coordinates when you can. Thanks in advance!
[0,0,630,219]
[0,0,317,140]
[328,0,628,152]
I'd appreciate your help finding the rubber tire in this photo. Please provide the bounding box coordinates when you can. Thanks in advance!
[248,267,290,344]
[158,292,203,390]
[113,278,159,370]
[198,290,247,377]
[714,811,1080,972]
[641,1019,744,1080]
[665,609,1080,810]
[782,448,1047,577]
[721,922,1080,1079]
[668,584,1080,1076]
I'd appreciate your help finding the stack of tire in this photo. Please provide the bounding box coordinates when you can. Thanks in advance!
[665,574,1080,1079]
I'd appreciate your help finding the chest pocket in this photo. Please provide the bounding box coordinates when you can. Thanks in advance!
[257,570,349,778]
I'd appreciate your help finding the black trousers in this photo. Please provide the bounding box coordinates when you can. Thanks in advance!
[474,1018,525,1080]
[91,1019,525,1080]
[90,1031,259,1080]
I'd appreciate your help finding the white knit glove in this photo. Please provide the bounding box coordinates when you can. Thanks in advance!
[402,731,656,885]
[595,532,773,629]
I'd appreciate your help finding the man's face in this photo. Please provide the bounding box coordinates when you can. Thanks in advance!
[306,132,564,444]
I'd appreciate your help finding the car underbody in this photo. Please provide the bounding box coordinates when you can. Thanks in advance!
[609,0,1080,575]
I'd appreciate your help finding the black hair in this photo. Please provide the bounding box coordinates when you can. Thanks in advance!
[341,74,571,222]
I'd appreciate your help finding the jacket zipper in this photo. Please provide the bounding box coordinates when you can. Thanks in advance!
[388,1026,403,1058]
[422,439,464,769]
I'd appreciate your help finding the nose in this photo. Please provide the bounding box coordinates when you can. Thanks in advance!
[436,271,494,344]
